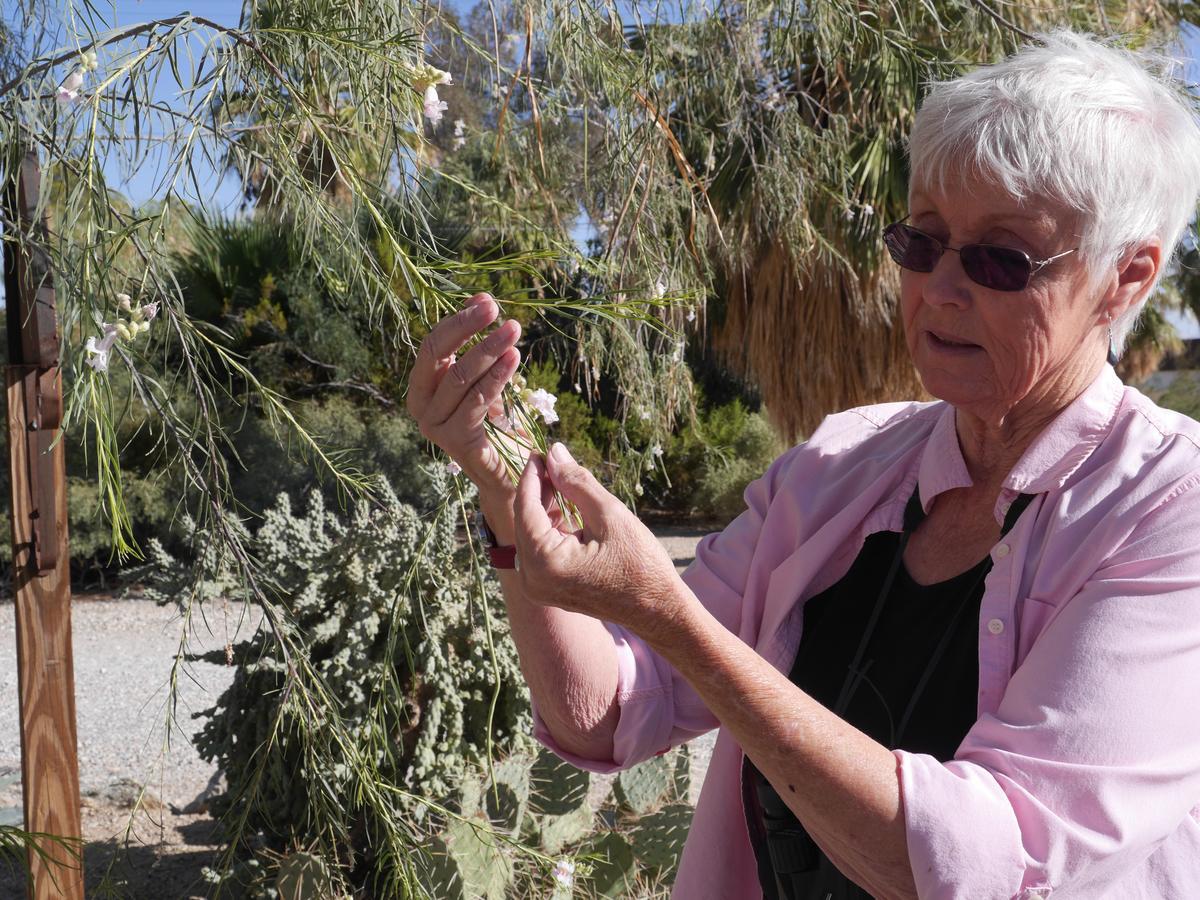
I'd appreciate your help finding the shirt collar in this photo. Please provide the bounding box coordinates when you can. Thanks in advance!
[917,365,1125,524]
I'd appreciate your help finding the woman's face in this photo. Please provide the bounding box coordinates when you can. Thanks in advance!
[900,178,1104,423]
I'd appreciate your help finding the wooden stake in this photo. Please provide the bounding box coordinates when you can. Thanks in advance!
[4,150,83,898]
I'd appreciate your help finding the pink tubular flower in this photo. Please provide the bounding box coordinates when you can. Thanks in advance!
[56,69,83,103]
[84,324,120,373]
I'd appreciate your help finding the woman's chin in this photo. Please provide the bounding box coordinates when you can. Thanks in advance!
[914,363,993,408]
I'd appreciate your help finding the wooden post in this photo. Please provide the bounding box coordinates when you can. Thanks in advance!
[4,150,83,899]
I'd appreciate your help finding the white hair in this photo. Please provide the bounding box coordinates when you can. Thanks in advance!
[907,30,1200,352]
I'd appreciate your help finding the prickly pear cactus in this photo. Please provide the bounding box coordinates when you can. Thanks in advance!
[614,754,673,815]
[428,815,515,900]
[580,831,637,898]
[632,802,694,882]
[670,745,691,803]
[538,803,596,855]
[485,756,532,836]
[275,850,332,900]
[457,754,534,845]
[530,748,591,816]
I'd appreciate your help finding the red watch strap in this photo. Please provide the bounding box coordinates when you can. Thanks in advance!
[487,544,518,569]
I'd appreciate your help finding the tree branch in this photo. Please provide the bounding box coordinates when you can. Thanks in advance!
[969,0,1036,42]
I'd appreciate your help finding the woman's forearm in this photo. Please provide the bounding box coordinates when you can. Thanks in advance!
[479,488,620,762]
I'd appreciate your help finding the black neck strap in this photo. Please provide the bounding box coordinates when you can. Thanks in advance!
[830,486,1036,741]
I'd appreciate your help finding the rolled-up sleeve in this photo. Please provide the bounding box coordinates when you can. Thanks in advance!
[531,444,804,773]
[896,481,1200,899]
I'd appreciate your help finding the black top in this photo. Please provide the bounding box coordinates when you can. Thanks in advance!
[745,529,993,900]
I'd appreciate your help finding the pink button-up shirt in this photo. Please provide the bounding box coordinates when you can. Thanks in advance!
[533,365,1200,899]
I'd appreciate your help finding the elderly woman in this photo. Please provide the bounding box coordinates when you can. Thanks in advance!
[407,31,1200,899]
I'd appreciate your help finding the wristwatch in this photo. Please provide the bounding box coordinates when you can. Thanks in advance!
[475,511,517,569]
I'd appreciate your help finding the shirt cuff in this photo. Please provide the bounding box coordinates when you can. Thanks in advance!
[895,748,1028,899]
[531,621,675,773]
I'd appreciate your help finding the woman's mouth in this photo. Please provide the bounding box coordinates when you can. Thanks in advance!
[925,330,983,354]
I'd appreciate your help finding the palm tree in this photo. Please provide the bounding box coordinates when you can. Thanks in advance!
[546,1,1200,441]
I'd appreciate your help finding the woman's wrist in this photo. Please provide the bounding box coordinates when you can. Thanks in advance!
[476,483,518,546]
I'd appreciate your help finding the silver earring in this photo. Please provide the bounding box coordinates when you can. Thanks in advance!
[1106,317,1118,367]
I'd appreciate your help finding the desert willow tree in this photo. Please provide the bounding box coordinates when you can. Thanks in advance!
[528,0,1200,441]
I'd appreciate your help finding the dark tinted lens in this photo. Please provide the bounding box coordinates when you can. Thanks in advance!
[884,224,942,272]
[961,244,1031,292]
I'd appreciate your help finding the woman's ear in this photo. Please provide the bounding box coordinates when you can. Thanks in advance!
[1103,239,1162,322]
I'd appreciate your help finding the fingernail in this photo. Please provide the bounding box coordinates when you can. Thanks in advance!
[551,442,571,464]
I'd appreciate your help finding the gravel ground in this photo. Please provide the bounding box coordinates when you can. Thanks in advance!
[0,525,715,895]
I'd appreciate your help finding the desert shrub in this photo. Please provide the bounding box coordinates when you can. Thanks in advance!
[689,407,781,520]
[133,470,535,893]
[1156,372,1200,422]
[652,396,783,521]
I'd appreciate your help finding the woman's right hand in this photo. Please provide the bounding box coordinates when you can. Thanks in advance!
[406,292,526,497]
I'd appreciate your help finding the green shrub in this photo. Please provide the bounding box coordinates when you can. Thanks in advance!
[1155,373,1200,422]
[653,397,782,521]
[134,470,535,894]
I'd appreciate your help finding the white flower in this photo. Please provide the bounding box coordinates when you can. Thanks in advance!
[84,324,119,373]
[552,859,575,889]
[452,118,467,149]
[447,461,462,476]
[637,408,650,421]
[573,382,581,392]
[526,388,558,425]
[686,308,696,322]
[140,301,159,322]
[423,84,449,125]
[116,293,132,312]
[82,51,98,72]
[672,340,685,363]
[653,279,666,299]
[56,70,83,103]
[649,444,663,458]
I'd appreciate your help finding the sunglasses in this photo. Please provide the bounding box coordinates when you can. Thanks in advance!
[882,219,1077,292]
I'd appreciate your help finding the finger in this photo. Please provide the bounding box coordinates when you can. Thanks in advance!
[544,442,614,538]
[443,346,520,434]
[513,455,560,562]
[407,293,496,414]
[426,319,522,427]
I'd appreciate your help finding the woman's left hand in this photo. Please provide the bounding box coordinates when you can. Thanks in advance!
[512,442,686,640]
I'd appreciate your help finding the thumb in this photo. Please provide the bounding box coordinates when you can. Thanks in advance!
[545,442,612,535]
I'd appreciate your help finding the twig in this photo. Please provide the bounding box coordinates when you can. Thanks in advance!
[969,0,1036,42]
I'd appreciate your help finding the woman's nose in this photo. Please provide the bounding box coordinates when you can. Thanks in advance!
[919,250,973,309]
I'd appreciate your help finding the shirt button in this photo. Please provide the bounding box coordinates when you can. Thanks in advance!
[994,542,1011,558]
[987,618,1005,635]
